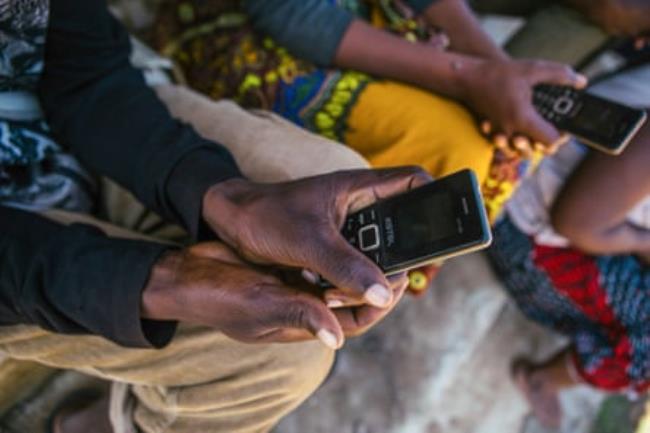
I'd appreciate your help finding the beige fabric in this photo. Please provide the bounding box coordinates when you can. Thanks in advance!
[154,84,370,182]
[0,321,333,433]
[0,86,370,433]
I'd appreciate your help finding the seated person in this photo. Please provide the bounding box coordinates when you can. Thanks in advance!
[488,62,650,428]
[150,0,587,228]
[0,1,430,432]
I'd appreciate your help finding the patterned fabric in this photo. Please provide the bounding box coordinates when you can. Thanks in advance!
[151,0,535,225]
[152,0,427,142]
[489,217,650,392]
[0,0,95,212]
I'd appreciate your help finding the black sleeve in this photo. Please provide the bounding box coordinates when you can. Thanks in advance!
[39,0,242,239]
[0,206,176,348]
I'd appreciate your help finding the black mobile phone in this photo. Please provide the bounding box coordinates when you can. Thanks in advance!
[533,84,647,155]
[340,169,492,276]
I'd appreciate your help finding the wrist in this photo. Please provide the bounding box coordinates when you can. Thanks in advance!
[141,249,183,321]
[450,55,485,103]
[201,177,253,241]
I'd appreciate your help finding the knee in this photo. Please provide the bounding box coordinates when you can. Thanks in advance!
[268,340,335,405]
[127,339,335,433]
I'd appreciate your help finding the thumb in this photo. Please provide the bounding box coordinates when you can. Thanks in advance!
[277,293,345,350]
[314,234,393,308]
[527,61,588,89]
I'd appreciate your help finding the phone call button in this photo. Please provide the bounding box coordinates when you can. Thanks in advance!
[359,224,380,252]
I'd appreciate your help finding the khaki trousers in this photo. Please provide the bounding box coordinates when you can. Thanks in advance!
[0,85,369,433]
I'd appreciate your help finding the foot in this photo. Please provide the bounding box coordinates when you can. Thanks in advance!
[512,359,563,429]
[53,393,112,433]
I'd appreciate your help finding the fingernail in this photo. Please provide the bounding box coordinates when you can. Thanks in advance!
[575,73,588,89]
[301,269,319,285]
[364,284,392,307]
[327,299,345,308]
[317,329,340,350]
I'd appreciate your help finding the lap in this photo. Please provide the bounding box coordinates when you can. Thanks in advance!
[0,86,364,418]
[344,80,494,183]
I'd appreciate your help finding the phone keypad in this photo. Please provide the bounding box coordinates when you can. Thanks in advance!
[533,85,582,125]
[341,209,381,265]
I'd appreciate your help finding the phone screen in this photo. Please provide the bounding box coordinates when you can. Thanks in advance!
[572,99,625,143]
[569,94,647,153]
[393,192,457,251]
[336,169,492,278]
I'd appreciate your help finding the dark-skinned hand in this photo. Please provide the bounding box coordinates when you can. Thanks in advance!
[141,242,410,349]
[458,58,587,155]
[201,167,432,308]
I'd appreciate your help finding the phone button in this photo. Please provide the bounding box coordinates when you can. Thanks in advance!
[359,224,380,252]
[553,97,574,115]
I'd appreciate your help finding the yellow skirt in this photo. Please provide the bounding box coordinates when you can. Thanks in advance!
[345,80,493,183]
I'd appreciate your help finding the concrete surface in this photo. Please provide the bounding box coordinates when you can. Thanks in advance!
[273,252,607,433]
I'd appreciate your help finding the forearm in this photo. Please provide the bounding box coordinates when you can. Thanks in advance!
[334,19,480,100]
[422,0,508,60]
[41,0,242,238]
[0,206,175,348]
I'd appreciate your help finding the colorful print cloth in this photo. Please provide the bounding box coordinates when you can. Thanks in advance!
[489,217,650,392]
[151,0,536,223]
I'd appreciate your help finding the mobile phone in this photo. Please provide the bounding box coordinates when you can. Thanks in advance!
[533,84,647,155]
[340,169,492,277]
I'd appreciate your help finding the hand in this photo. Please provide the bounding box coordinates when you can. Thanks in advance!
[458,59,587,155]
[141,242,345,349]
[142,242,411,349]
[480,120,569,158]
[330,273,410,338]
[570,0,650,37]
[202,167,432,308]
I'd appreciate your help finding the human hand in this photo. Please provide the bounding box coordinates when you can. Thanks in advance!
[569,0,650,37]
[458,59,587,155]
[479,120,570,158]
[141,242,345,349]
[202,167,432,308]
[142,243,412,348]
[329,273,410,338]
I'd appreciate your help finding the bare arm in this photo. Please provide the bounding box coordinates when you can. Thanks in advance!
[551,119,650,255]
[422,0,508,60]
[334,19,475,100]
[334,20,584,145]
